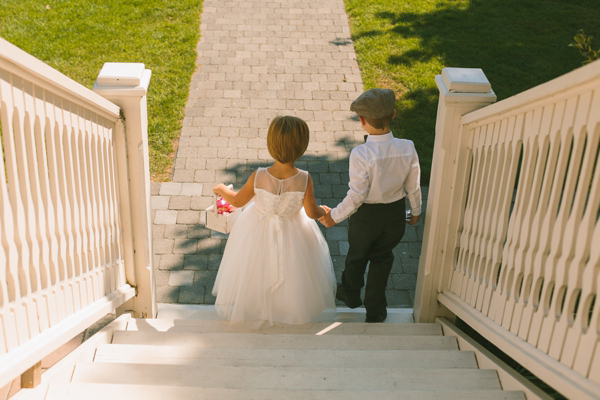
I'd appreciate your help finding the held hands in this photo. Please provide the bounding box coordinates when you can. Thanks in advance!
[318,205,336,228]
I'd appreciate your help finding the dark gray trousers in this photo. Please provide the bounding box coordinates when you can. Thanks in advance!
[341,198,406,316]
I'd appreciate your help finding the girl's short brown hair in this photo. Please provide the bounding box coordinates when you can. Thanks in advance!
[267,116,310,163]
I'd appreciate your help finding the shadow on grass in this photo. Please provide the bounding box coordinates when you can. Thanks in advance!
[347,0,596,184]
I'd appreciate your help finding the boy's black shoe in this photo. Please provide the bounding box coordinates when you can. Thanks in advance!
[365,309,387,323]
[335,284,362,309]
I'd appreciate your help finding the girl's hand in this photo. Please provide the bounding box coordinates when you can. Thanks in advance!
[213,183,227,195]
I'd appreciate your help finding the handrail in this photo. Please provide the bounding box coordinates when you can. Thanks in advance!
[0,38,153,389]
[415,60,600,399]
[0,38,119,120]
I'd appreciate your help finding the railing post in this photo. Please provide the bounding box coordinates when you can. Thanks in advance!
[93,63,156,318]
[414,68,496,322]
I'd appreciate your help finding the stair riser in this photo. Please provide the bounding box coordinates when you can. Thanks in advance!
[126,320,442,336]
[95,345,478,369]
[112,331,459,350]
[73,363,502,391]
[47,383,527,400]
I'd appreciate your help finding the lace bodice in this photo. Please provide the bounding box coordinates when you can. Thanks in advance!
[253,167,308,217]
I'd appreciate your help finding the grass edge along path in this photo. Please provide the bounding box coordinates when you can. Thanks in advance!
[0,0,203,181]
[344,0,597,184]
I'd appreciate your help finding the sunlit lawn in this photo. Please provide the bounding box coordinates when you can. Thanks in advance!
[1,0,597,185]
[0,0,202,181]
[345,0,598,183]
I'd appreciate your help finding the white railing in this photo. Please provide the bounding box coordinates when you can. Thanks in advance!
[0,38,156,389]
[414,61,600,399]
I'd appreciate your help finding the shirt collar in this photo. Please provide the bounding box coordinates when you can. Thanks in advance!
[365,131,394,143]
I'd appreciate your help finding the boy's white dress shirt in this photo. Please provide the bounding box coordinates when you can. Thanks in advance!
[330,132,422,224]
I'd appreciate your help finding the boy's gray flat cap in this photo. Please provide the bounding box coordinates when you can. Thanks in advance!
[350,88,395,119]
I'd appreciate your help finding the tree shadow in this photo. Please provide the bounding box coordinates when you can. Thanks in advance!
[347,0,595,184]
[157,150,356,305]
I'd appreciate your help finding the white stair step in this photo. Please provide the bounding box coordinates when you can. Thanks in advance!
[112,330,458,350]
[156,304,415,323]
[71,362,502,391]
[95,344,477,368]
[127,318,442,335]
[47,383,527,400]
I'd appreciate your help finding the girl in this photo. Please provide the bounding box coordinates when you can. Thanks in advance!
[212,116,336,325]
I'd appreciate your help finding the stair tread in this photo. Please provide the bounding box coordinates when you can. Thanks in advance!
[112,330,458,350]
[95,344,477,368]
[47,383,526,400]
[72,362,502,391]
[126,319,441,335]
[155,304,415,324]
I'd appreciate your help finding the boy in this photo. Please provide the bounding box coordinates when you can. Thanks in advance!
[320,88,422,323]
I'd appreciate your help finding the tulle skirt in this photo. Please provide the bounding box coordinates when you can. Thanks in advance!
[212,203,336,325]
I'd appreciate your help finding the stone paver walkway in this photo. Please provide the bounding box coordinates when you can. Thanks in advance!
[150,0,427,307]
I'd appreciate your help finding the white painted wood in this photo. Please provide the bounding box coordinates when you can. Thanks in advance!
[46,383,527,400]
[126,318,442,335]
[94,344,476,368]
[71,362,502,391]
[463,59,600,125]
[97,63,146,87]
[112,330,459,350]
[439,290,600,399]
[437,317,551,400]
[0,38,119,119]
[417,59,600,398]
[0,285,134,390]
[8,313,130,400]
[93,64,156,319]
[442,68,492,93]
[413,69,497,323]
[1,39,149,389]
[155,303,415,323]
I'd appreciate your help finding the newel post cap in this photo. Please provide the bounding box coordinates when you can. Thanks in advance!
[93,62,151,96]
[436,67,496,104]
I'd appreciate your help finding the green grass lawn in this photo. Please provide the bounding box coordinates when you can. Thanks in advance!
[1,0,597,184]
[345,0,599,183]
[0,0,202,181]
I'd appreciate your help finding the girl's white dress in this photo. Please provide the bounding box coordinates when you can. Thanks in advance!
[212,167,336,325]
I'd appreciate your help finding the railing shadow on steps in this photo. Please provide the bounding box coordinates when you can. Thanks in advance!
[0,38,157,391]
[413,61,600,399]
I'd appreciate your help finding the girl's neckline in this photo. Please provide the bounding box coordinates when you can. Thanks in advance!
[265,167,301,181]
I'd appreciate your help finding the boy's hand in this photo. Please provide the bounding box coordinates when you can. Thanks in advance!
[318,207,336,228]
[406,214,420,226]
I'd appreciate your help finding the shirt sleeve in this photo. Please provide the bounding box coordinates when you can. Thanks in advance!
[330,149,370,223]
[404,143,422,216]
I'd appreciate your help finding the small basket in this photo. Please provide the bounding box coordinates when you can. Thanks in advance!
[205,185,244,234]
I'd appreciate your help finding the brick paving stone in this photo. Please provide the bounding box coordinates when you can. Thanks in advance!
[177,211,200,224]
[154,239,174,255]
[159,254,185,271]
[154,210,178,225]
[169,270,195,287]
[184,254,209,270]
[151,0,423,308]
[173,239,198,254]
[159,182,182,196]
[181,183,202,196]
[179,285,206,304]
[153,224,166,240]
[151,196,170,210]
[165,224,190,239]
[393,273,418,290]
[156,286,180,303]
[169,196,192,210]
